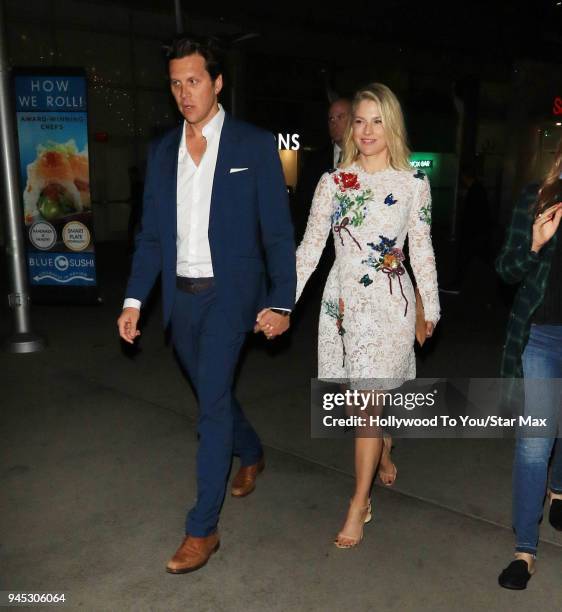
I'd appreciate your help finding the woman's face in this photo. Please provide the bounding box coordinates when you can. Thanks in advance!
[352,99,389,159]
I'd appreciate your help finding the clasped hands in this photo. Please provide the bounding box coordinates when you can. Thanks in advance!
[118,306,289,344]
[253,308,290,340]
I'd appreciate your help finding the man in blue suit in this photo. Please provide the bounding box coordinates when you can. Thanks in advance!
[117,36,296,574]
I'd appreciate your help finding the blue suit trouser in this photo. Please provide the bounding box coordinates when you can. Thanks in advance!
[171,286,263,536]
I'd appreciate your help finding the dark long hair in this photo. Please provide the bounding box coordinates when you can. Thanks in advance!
[535,137,562,216]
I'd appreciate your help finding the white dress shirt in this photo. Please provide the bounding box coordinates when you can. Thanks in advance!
[176,105,224,278]
[333,143,342,168]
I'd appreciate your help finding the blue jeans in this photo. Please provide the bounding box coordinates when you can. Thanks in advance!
[513,324,562,555]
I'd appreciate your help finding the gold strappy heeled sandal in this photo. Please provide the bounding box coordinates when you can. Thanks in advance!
[334,499,372,549]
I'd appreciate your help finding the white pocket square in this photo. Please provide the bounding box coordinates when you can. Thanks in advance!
[229,167,248,173]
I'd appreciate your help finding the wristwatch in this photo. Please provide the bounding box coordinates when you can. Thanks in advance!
[270,308,290,316]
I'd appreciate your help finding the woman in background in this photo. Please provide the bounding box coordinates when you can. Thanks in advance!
[496,137,562,589]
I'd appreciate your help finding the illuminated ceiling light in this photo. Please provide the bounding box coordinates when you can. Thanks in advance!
[556,122,562,126]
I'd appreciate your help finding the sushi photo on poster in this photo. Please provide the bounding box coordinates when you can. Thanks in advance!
[13,69,99,298]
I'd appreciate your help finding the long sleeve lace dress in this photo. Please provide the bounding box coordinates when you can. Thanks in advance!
[296,163,440,389]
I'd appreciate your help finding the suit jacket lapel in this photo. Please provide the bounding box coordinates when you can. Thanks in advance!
[209,113,237,235]
[161,125,182,236]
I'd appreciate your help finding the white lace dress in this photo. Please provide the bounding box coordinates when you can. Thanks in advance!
[296,163,440,389]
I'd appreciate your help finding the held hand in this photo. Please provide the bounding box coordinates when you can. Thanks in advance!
[255,308,290,339]
[117,307,141,344]
[425,321,435,339]
[532,202,562,253]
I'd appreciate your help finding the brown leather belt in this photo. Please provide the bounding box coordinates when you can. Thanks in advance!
[176,276,215,294]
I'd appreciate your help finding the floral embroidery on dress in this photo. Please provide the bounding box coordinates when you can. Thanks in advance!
[333,172,360,191]
[384,193,397,206]
[419,203,431,225]
[359,274,373,287]
[368,235,397,255]
[362,235,409,316]
[323,297,346,366]
[331,172,373,250]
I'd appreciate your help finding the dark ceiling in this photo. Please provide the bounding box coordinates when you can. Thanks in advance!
[92,0,562,63]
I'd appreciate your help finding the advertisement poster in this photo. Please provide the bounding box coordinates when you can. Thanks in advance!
[13,70,98,295]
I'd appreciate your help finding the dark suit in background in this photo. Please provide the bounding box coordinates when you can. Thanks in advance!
[292,143,336,299]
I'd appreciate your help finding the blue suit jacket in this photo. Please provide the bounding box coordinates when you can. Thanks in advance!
[126,113,297,332]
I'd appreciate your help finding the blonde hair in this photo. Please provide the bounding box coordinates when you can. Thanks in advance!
[535,137,562,216]
[340,83,411,171]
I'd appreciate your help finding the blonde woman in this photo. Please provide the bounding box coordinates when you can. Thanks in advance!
[295,83,440,547]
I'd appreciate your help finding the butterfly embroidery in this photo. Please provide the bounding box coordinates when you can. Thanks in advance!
[384,193,397,206]
[414,170,425,180]
[359,274,373,287]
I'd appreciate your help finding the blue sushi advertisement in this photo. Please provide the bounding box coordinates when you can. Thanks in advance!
[14,71,98,288]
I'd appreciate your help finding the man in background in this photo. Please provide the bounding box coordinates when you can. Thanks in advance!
[291,98,350,307]
[293,98,351,242]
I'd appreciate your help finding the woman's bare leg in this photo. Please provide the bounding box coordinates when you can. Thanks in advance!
[335,391,383,546]
[378,434,397,485]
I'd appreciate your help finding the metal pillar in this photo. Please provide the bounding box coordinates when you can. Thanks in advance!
[0,0,45,353]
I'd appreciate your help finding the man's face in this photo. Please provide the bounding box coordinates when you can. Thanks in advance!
[328,100,351,146]
[169,53,223,127]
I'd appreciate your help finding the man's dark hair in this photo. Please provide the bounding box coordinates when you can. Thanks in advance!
[163,35,224,81]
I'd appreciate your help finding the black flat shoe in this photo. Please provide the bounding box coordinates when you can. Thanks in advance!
[549,497,562,531]
[498,560,533,590]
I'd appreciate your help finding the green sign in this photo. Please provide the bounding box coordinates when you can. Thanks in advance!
[410,159,434,169]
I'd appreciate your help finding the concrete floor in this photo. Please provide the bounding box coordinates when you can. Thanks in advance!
[1,243,561,611]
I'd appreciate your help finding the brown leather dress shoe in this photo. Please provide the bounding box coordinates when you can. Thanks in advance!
[165,533,220,574]
[231,456,265,497]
